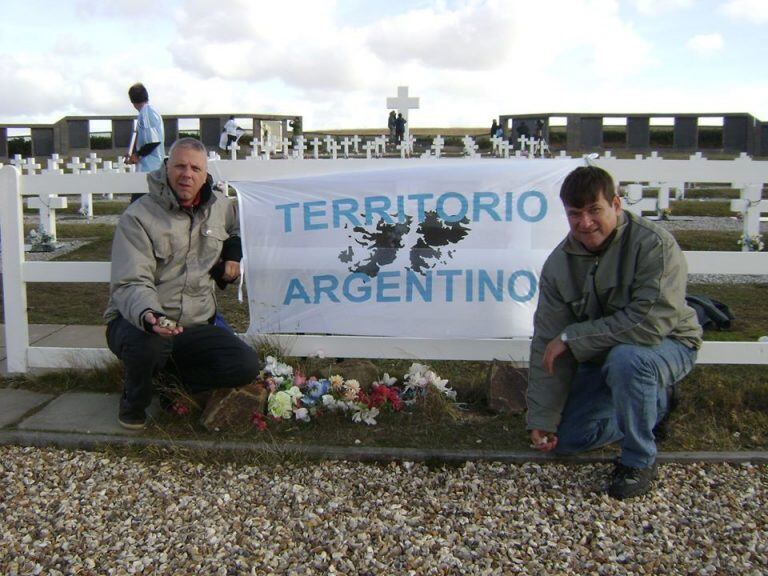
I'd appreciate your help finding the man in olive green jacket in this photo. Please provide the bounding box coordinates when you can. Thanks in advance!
[105,138,260,430]
[527,165,702,499]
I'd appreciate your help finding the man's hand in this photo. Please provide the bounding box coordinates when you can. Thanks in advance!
[530,429,558,452]
[222,260,241,283]
[542,336,569,375]
[143,311,183,338]
[126,153,139,165]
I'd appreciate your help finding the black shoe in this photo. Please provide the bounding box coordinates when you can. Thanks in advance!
[653,384,679,441]
[608,461,658,500]
[118,408,147,430]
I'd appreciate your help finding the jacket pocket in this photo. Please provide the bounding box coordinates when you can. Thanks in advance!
[152,239,172,261]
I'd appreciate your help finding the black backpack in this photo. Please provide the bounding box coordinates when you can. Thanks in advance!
[685,295,735,331]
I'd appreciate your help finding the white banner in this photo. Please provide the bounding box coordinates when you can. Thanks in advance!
[233,158,582,338]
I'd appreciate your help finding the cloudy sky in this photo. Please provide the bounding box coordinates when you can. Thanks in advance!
[1,0,766,130]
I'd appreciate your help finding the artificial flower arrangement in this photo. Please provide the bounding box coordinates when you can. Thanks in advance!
[253,356,457,430]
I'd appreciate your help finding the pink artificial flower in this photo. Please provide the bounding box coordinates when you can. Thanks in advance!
[294,370,307,387]
[251,411,268,431]
[172,401,190,416]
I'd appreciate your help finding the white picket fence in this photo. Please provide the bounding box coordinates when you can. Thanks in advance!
[2,153,768,374]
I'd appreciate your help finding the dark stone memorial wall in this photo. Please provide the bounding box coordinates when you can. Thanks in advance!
[0,127,7,157]
[164,118,179,148]
[200,117,222,148]
[673,117,698,150]
[113,119,133,149]
[627,116,650,150]
[31,128,55,156]
[67,120,90,149]
[723,115,750,153]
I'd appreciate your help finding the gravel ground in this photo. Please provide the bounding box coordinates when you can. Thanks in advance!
[1,446,766,575]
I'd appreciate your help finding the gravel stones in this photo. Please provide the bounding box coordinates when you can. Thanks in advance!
[1,446,766,574]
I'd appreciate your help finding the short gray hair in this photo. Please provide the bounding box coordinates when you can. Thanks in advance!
[168,137,207,160]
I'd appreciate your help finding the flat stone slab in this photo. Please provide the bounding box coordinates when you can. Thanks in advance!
[0,389,54,428]
[18,392,141,435]
[32,325,106,349]
[0,324,66,347]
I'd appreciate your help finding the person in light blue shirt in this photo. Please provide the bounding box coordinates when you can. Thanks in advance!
[127,83,164,200]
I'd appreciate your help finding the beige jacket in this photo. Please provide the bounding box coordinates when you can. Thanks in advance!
[104,163,239,330]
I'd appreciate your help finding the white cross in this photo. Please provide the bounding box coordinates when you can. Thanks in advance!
[397,140,409,158]
[323,135,335,154]
[229,140,241,161]
[462,136,478,158]
[281,138,291,159]
[262,138,275,160]
[375,135,387,157]
[66,157,85,174]
[86,153,102,174]
[98,160,116,199]
[386,86,420,143]
[527,137,538,157]
[406,134,415,156]
[363,140,376,160]
[310,137,322,159]
[731,183,768,248]
[328,139,340,160]
[517,135,529,151]
[350,135,361,154]
[294,136,307,159]
[341,137,352,158]
[11,154,23,168]
[432,135,445,159]
[27,191,68,242]
[115,156,130,172]
[537,140,550,157]
[23,157,41,175]
[490,136,502,156]
[249,140,261,160]
[499,141,510,159]
[44,154,63,174]
[208,150,221,161]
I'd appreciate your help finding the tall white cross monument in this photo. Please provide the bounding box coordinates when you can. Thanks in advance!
[386,86,420,144]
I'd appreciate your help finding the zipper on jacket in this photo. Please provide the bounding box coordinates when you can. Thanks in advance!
[590,257,605,316]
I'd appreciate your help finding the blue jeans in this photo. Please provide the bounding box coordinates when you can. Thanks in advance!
[554,338,697,468]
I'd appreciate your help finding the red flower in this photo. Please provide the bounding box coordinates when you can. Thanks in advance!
[251,411,268,431]
[172,401,190,416]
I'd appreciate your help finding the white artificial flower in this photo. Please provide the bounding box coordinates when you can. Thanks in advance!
[293,407,310,422]
[352,407,379,425]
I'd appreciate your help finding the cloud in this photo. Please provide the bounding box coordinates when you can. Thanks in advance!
[720,0,768,23]
[632,0,693,15]
[686,33,724,56]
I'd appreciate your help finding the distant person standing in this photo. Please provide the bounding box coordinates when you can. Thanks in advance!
[127,83,164,202]
[388,111,397,143]
[223,115,242,150]
[395,113,406,143]
[490,119,498,137]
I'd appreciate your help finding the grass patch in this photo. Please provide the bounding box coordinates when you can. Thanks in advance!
[685,188,741,200]
[686,283,768,341]
[24,200,128,216]
[670,200,733,217]
[667,365,768,451]
[2,361,766,452]
[672,230,741,251]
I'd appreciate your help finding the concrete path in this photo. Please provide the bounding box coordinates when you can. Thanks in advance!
[0,323,106,376]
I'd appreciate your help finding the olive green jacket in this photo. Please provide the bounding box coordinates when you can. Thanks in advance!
[104,163,239,330]
[526,210,702,432]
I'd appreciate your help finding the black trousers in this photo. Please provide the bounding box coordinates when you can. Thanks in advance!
[106,317,261,412]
